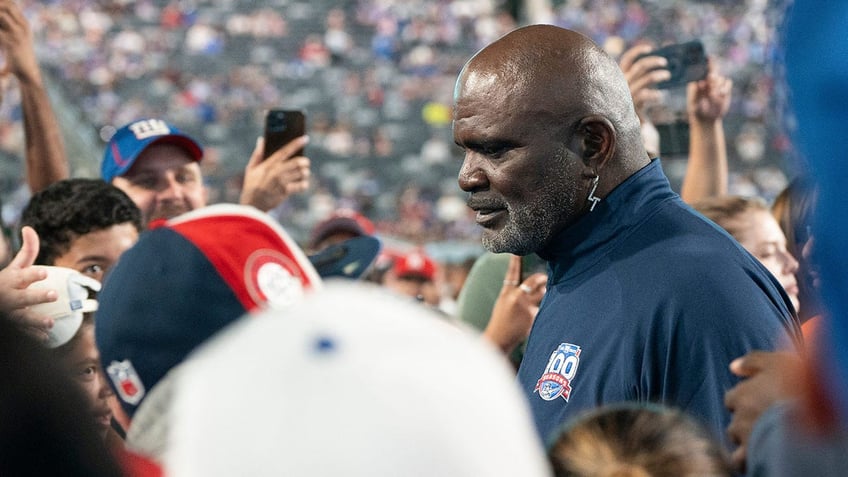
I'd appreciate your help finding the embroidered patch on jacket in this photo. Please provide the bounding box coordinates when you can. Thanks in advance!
[107,359,146,405]
[534,343,581,402]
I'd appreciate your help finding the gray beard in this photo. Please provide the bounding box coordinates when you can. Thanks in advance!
[481,160,578,255]
[481,204,555,255]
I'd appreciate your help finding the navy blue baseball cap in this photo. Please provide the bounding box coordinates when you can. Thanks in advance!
[101,118,203,182]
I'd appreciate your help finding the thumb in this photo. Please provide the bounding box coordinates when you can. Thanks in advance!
[10,226,40,270]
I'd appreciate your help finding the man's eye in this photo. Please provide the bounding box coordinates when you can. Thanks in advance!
[82,264,103,276]
[78,366,97,380]
[480,143,513,158]
[177,171,198,184]
[132,177,158,189]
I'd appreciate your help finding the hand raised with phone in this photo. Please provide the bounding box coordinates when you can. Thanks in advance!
[239,109,311,212]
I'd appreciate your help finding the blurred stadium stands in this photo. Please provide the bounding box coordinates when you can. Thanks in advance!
[0,0,794,250]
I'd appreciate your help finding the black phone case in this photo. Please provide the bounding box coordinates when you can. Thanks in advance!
[263,109,305,159]
[637,41,708,89]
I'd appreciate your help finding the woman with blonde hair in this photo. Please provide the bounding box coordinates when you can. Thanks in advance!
[693,195,800,314]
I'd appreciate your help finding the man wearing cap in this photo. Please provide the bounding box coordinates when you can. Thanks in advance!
[307,209,375,254]
[383,250,440,307]
[102,118,310,225]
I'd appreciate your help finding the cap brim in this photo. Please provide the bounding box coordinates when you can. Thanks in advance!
[151,135,203,162]
[308,236,381,279]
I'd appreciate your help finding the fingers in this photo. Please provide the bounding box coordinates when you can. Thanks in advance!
[264,135,309,163]
[519,272,547,302]
[8,308,53,335]
[618,43,655,73]
[619,45,669,111]
[276,157,311,191]
[502,255,522,289]
[628,68,671,94]
[10,226,40,270]
[7,265,50,291]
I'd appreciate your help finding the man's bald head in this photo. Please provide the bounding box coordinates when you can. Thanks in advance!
[456,25,644,167]
[453,25,651,255]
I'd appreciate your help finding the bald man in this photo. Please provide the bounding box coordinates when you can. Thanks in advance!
[453,24,801,446]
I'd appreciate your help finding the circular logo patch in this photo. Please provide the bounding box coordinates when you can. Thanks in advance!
[245,249,305,309]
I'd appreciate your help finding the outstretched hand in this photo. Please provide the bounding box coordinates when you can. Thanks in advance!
[724,350,802,473]
[0,226,57,339]
[687,59,732,123]
[239,136,311,212]
[0,0,42,85]
[482,255,547,355]
[619,43,671,115]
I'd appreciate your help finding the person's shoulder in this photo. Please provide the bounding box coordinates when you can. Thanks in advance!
[623,198,754,274]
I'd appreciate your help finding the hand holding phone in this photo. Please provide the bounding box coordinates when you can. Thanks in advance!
[635,41,708,89]
[263,109,306,160]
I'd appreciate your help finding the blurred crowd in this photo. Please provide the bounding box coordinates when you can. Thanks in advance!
[0,0,791,249]
[2,0,848,476]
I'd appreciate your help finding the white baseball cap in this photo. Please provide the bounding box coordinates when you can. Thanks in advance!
[28,266,101,348]
[165,281,553,477]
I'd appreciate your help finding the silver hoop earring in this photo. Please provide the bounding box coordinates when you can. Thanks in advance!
[587,176,601,211]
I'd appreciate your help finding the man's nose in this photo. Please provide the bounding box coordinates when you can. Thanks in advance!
[158,175,185,201]
[458,153,488,192]
[97,370,114,399]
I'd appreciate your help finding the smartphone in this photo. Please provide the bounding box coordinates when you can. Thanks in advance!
[263,109,305,160]
[636,41,708,89]
[655,120,690,157]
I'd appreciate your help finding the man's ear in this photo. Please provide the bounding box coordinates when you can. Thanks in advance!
[574,115,615,172]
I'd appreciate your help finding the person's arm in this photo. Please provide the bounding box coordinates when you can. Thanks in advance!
[680,61,732,203]
[0,0,69,193]
[239,136,311,212]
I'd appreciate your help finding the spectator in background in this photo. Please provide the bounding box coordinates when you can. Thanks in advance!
[772,176,821,327]
[693,195,800,313]
[381,249,440,308]
[548,403,731,477]
[27,266,117,445]
[453,24,800,445]
[20,178,142,283]
[307,208,375,254]
[0,312,125,477]
[101,118,311,226]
